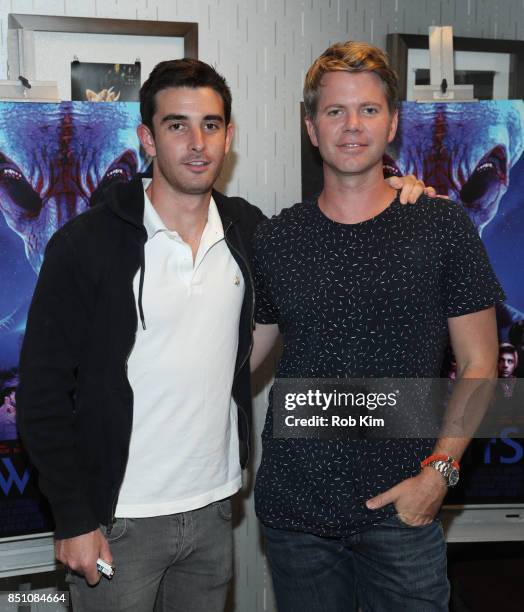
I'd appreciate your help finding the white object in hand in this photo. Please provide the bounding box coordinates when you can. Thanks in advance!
[96,558,115,579]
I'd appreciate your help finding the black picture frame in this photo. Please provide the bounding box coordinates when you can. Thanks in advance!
[386,33,524,100]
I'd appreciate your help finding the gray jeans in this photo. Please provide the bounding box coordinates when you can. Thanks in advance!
[66,499,233,612]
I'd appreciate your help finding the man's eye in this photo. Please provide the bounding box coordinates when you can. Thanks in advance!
[169,123,184,130]
[362,107,379,115]
[204,123,220,130]
[327,109,342,116]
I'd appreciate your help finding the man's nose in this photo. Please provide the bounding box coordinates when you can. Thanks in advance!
[190,127,205,151]
[344,110,362,132]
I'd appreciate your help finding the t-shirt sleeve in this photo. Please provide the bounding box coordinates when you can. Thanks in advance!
[253,224,279,325]
[442,205,506,318]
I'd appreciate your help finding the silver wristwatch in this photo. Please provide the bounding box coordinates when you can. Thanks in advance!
[427,457,460,487]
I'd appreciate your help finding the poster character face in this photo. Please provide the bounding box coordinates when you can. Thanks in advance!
[305,72,398,182]
[385,101,524,234]
[0,102,147,275]
[498,345,518,378]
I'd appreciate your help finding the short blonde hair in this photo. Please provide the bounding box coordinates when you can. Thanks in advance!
[303,41,399,118]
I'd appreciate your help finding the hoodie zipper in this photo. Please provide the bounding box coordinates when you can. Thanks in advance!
[224,220,255,465]
[106,233,145,535]
[106,330,137,536]
[103,182,148,534]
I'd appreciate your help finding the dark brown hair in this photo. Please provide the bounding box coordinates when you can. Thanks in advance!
[140,58,232,131]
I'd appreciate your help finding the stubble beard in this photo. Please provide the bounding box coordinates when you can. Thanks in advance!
[323,149,385,182]
[156,156,225,196]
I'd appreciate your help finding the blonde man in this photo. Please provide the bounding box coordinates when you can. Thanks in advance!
[251,41,502,612]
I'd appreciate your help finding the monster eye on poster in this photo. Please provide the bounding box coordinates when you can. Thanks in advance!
[301,100,524,506]
[0,101,147,537]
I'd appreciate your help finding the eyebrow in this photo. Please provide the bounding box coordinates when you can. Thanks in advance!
[160,114,224,123]
[322,101,384,109]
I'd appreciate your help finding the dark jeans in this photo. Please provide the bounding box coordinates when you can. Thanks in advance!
[263,515,449,612]
[66,499,233,612]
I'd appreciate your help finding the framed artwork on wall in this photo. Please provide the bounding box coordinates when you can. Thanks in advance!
[7,14,198,101]
[386,33,524,100]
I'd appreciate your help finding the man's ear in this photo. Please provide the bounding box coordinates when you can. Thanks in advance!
[137,124,156,158]
[225,122,235,154]
[305,115,319,148]
[387,109,399,144]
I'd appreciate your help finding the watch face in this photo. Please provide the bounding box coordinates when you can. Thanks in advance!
[448,468,460,487]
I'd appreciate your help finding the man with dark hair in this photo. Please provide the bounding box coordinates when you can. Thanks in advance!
[17,58,262,612]
[17,56,431,611]
[251,41,503,611]
[498,343,519,378]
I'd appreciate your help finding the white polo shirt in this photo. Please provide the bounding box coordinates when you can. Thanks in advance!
[115,181,244,517]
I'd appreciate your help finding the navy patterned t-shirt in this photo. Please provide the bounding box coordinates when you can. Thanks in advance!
[253,194,505,538]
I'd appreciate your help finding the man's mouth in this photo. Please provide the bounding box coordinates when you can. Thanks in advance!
[184,159,211,172]
[338,143,367,149]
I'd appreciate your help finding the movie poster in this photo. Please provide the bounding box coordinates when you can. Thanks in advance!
[0,101,147,536]
[301,101,524,505]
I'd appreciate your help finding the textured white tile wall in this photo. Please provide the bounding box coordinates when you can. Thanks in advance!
[0,1,523,610]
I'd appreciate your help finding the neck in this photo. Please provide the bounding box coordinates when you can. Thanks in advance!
[146,176,211,248]
[319,164,397,224]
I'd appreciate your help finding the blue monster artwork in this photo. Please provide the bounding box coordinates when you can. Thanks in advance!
[0,101,146,536]
[385,100,524,340]
[385,101,524,508]
[0,101,147,376]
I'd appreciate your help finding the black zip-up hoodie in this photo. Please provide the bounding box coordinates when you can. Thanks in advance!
[16,176,265,540]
